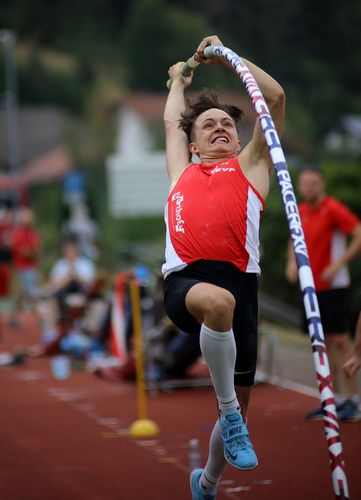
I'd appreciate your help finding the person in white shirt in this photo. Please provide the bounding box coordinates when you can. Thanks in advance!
[30,237,97,357]
[50,237,96,291]
[46,236,96,321]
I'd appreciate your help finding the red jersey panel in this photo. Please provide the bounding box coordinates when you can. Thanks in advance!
[299,196,360,291]
[162,157,265,277]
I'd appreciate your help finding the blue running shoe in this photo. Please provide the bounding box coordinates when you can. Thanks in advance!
[190,468,216,500]
[219,412,258,470]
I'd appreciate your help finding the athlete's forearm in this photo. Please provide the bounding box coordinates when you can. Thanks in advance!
[242,58,283,102]
[197,36,284,105]
[221,55,285,138]
[222,56,284,105]
[164,80,186,129]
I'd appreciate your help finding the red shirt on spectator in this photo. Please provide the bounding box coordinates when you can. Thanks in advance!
[299,196,360,291]
[12,227,41,270]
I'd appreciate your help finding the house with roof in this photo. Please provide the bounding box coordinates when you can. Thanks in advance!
[0,106,74,207]
[0,105,101,213]
[0,107,73,183]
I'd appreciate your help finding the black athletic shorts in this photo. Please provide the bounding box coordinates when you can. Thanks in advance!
[163,260,258,387]
[302,287,350,334]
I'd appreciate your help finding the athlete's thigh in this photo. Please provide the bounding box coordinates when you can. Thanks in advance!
[185,282,235,326]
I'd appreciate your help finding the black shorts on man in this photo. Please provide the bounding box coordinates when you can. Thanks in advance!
[302,287,350,335]
[164,260,258,386]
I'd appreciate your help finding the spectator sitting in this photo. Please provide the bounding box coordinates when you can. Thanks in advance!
[49,234,95,289]
[33,236,97,356]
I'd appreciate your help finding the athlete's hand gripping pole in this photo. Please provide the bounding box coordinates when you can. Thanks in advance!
[166,52,204,89]
[168,43,350,500]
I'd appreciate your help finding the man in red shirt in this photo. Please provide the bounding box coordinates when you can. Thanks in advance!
[286,166,361,421]
[11,207,41,312]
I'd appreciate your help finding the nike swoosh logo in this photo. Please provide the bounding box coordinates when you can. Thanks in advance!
[225,449,238,461]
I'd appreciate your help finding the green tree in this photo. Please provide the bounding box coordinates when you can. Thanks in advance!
[121,0,230,91]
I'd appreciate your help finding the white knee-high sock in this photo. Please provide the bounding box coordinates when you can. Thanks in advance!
[200,323,239,416]
[199,421,225,494]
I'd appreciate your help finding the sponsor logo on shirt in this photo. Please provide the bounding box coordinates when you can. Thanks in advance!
[210,165,236,175]
[171,191,185,233]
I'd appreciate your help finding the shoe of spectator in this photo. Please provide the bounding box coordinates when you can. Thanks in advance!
[338,399,361,422]
[305,406,324,420]
[306,400,359,421]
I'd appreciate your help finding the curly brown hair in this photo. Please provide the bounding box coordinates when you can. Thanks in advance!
[179,90,244,142]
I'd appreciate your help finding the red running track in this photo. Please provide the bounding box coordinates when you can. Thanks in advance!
[0,313,360,500]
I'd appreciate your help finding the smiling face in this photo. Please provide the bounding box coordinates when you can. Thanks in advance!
[189,108,240,163]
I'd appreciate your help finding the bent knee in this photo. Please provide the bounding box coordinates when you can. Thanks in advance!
[186,284,236,327]
[204,289,236,319]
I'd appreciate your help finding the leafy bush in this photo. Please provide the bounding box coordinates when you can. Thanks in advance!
[16,56,91,113]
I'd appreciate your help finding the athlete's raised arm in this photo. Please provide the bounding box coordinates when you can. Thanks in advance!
[238,58,285,174]
[164,62,193,189]
[195,35,285,198]
[195,36,285,173]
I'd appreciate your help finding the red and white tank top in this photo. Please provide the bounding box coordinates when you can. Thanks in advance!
[162,157,265,277]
